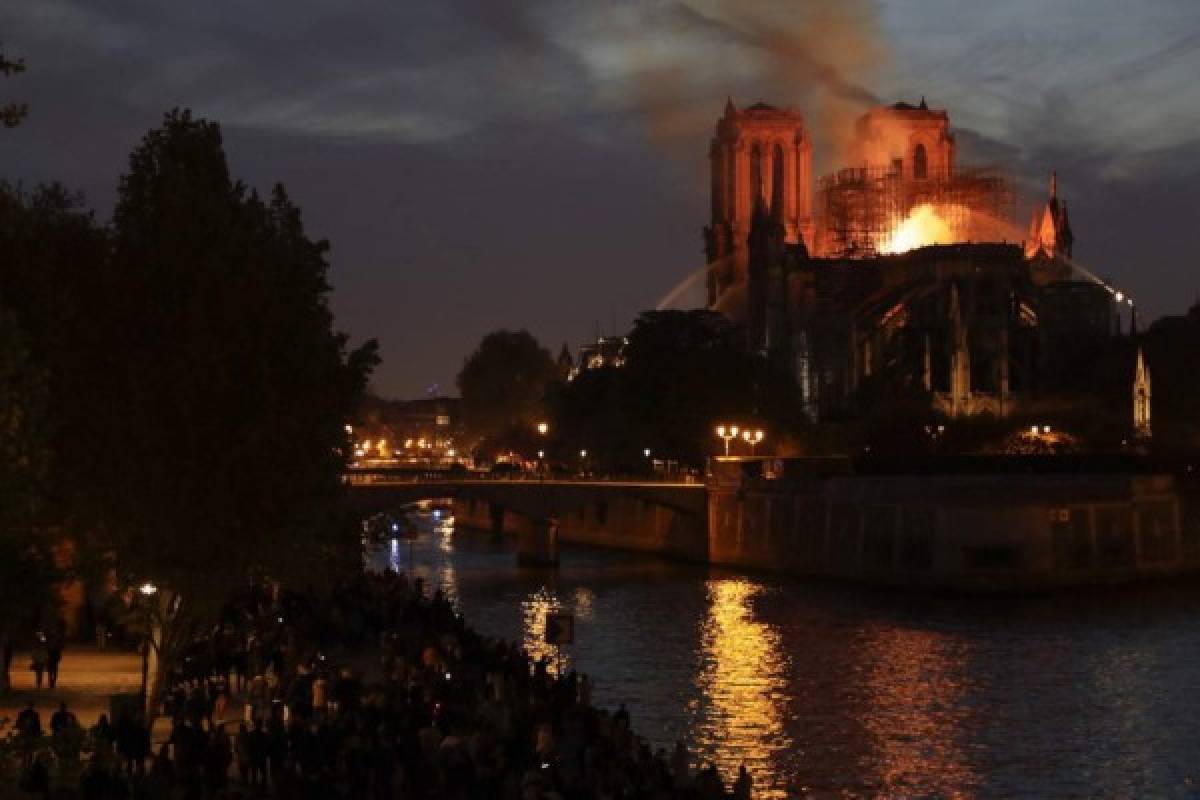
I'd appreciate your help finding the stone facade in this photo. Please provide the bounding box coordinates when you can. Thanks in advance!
[704,99,813,309]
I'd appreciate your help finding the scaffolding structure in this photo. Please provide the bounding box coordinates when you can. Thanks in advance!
[815,166,1014,258]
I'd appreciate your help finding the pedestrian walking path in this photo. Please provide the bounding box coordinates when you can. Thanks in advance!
[3,648,140,724]
[1,648,180,743]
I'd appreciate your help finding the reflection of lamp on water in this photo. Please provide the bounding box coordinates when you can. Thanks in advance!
[697,579,789,789]
[138,582,158,716]
[715,425,740,456]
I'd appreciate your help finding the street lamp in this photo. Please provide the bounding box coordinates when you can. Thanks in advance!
[138,582,158,717]
[537,422,549,436]
[742,429,765,455]
[715,424,739,456]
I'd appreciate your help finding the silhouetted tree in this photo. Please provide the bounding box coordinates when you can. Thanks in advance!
[550,310,805,469]
[0,306,57,690]
[457,330,555,451]
[79,110,377,718]
[1,45,27,128]
[0,182,106,681]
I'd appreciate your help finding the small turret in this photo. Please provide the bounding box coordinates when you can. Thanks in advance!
[1025,171,1074,260]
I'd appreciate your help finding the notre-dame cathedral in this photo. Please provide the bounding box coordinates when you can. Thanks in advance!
[702,98,1116,420]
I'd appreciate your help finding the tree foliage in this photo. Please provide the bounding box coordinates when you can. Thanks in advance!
[1,45,28,128]
[551,310,805,469]
[457,329,555,448]
[0,306,58,688]
[0,183,104,685]
[74,110,377,711]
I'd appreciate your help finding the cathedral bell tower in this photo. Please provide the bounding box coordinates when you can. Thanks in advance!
[705,98,813,312]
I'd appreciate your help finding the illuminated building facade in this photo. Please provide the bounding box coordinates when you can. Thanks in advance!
[568,335,627,381]
[704,99,813,309]
[706,99,1117,420]
[355,395,462,462]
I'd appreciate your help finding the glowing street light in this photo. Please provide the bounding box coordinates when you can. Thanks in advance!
[643,448,652,458]
[742,429,765,455]
[715,424,740,456]
[537,422,549,436]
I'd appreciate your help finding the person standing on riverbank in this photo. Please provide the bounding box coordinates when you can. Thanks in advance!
[29,635,48,689]
[46,636,62,689]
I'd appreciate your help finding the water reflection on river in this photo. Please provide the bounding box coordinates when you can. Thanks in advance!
[367,513,1200,797]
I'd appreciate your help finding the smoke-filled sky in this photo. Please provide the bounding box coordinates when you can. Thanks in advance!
[3,0,1200,398]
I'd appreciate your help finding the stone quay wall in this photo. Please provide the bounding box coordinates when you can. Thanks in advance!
[708,457,1198,590]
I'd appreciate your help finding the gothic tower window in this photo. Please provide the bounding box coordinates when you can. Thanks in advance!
[771,143,785,213]
[914,143,928,180]
[751,143,764,206]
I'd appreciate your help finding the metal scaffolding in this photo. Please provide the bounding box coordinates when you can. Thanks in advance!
[815,166,1014,258]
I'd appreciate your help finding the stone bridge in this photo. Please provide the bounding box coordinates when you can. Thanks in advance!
[345,470,708,565]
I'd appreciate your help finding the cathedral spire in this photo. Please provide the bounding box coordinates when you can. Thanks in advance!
[724,96,737,118]
[1050,170,1057,200]
[1133,347,1151,438]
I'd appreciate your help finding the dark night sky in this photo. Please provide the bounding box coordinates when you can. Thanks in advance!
[3,1,1200,398]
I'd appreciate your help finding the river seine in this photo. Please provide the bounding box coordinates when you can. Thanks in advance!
[368,511,1200,798]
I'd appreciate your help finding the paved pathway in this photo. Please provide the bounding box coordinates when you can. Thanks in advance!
[0,647,213,742]
[2,647,142,729]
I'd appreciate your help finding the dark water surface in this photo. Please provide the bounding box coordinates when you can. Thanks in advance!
[367,513,1200,798]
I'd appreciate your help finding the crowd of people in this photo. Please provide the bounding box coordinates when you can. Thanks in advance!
[5,570,753,799]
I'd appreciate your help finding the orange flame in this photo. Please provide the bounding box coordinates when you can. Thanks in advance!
[880,203,968,254]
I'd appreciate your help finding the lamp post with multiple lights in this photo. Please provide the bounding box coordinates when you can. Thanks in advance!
[715,424,739,456]
[715,424,767,457]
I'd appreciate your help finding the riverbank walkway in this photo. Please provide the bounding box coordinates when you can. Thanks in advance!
[2,648,166,742]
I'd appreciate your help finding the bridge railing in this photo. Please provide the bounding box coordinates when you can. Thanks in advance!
[342,468,703,486]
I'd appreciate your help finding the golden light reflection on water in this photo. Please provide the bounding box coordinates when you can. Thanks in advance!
[522,586,571,674]
[692,579,792,799]
[435,515,457,601]
[573,587,596,621]
[854,625,979,796]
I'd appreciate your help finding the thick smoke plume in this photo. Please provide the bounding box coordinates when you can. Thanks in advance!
[614,0,887,170]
